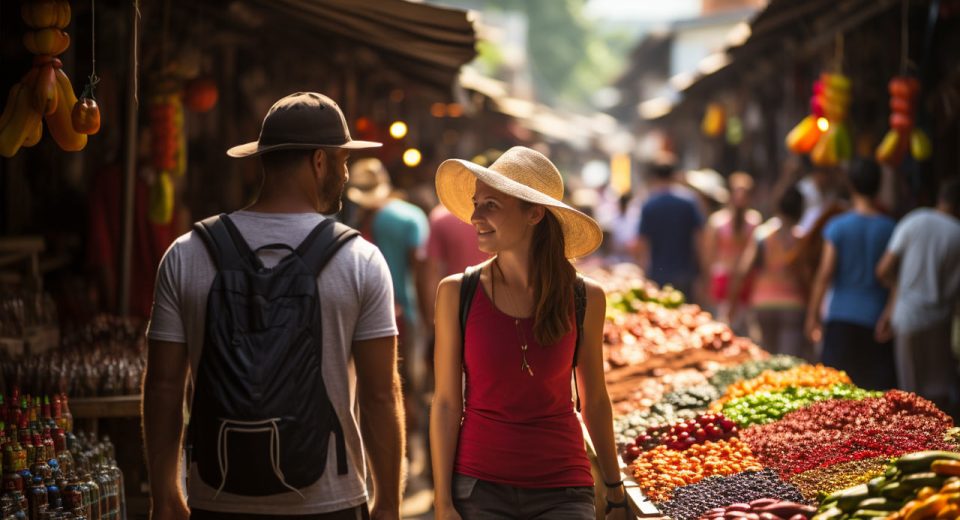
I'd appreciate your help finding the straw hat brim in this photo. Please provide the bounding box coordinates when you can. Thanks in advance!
[436,158,603,259]
[346,183,392,209]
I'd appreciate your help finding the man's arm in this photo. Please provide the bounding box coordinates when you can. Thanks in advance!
[354,335,404,520]
[142,339,190,520]
[806,241,837,343]
[876,251,900,288]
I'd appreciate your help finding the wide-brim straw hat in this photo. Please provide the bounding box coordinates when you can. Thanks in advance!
[346,158,392,208]
[435,146,603,259]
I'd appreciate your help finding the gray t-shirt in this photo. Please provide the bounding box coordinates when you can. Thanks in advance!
[888,208,960,333]
[146,210,398,515]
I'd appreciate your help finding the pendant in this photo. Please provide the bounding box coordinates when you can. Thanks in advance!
[520,344,534,376]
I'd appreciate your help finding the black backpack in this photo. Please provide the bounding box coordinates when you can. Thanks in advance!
[189,214,359,497]
[458,265,588,411]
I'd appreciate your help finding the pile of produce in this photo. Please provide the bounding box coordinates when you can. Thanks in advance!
[658,470,809,520]
[589,267,959,519]
[722,385,883,427]
[789,458,892,502]
[630,437,763,502]
[742,392,954,478]
[712,365,853,408]
[708,356,805,393]
[813,451,960,520]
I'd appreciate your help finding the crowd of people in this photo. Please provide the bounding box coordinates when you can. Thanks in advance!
[139,90,960,520]
[606,153,960,418]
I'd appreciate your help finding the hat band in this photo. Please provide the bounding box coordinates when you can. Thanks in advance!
[259,133,351,147]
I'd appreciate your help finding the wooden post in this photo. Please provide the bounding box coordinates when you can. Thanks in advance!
[118,0,140,316]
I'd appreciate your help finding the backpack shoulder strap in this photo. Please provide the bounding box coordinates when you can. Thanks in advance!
[192,214,250,272]
[297,219,361,276]
[573,274,587,412]
[573,274,587,367]
[459,265,482,350]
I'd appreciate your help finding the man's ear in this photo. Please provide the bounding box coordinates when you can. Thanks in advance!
[312,149,325,178]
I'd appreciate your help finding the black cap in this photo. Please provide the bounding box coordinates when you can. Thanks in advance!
[227,92,381,158]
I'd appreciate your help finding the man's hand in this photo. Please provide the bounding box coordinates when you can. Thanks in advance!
[805,313,822,344]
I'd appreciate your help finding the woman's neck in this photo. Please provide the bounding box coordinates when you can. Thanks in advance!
[494,249,531,291]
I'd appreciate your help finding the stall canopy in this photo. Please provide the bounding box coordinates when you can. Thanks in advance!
[242,0,478,91]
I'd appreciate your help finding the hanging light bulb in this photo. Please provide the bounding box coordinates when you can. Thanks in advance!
[389,121,408,139]
[403,148,422,167]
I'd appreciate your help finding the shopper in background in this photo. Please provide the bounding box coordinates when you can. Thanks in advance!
[143,92,404,519]
[431,147,626,519]
[703,171,762,329]
[636,154,705,301]
[876,178,960,416]
[346,158,431,471]
[729,185,813,361]
[806,158,897,390]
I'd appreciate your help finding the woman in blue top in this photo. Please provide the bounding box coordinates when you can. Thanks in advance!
[805,159,897,390]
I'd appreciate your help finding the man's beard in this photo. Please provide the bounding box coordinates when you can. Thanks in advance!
[318,161,344,214]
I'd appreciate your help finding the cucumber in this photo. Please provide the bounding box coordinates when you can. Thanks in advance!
[880,482,913,500]
[855,498,900,511]
[851,509,896,519]
[866,476,886,495]
[837,484,871,512]
[895,451,960,474]
[811,507,845,520]
[900,471,946,490]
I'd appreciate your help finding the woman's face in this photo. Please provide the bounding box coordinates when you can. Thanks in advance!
[470,179,543,254]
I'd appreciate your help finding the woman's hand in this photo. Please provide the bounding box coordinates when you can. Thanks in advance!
[434,502,464,520]
[604,484,629,519]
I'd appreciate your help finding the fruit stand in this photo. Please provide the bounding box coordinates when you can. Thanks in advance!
[589,265,959,520]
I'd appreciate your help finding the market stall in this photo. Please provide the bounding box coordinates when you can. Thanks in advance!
[588,264,958,520]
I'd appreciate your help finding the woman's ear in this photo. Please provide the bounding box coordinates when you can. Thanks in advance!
[528,204,546,226]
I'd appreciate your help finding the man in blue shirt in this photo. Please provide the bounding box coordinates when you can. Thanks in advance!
[806,159,897,390]
[637,154,705,300]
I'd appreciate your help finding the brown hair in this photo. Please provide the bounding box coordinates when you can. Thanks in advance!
[527,206,577,346]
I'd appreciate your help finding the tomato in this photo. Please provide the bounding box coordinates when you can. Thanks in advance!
[71,97,100,135]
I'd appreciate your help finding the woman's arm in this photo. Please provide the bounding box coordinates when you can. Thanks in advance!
[430,275,466,518]
[726,229,760,322]
[576,279,627,514]
[805,242,837,343]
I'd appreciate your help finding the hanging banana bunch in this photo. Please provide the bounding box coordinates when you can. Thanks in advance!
[0,0,88,158]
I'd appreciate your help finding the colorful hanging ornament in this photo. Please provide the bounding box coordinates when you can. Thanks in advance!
[809,73,853,167]
[875,76,930,165]
[701,103,726,138]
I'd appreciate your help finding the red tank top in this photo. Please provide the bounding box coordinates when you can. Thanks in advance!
[453,284,594,488]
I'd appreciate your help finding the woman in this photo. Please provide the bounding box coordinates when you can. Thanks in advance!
[728,185,813,361]
[702,172,763,329]
[430,147,627,519]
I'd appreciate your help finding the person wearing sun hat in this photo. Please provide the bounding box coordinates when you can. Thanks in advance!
[429,146,627,519]
[144,92,404,519]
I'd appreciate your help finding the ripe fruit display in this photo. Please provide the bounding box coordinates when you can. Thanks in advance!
[584,266,957,518]
[786,73,852,166]
[875,76,931,166]
[721,385,882,427]
[660,471,808,520]
[0,0,88,157]
[813,451,960,520]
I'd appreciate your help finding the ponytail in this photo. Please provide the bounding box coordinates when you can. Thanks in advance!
[529,209,577,346]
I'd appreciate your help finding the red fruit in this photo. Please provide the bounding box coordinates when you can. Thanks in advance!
[679,431,690,439]
[627,445,641,457]
[695,428,707,441]
[720,419,736,431]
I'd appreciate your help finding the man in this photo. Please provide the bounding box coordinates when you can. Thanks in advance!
[636,153,705,300]
[143,92,404,520]
[344,158,429,474]
[806,159,897,391]
[877,178,960,415]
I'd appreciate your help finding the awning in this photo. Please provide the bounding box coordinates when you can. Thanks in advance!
[235,0,478,91]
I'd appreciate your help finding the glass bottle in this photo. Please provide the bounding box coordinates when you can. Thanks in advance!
[27,475,48,520]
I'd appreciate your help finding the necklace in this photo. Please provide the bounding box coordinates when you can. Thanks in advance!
[492,258,534,376]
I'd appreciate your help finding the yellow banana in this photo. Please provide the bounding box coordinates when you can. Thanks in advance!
[148,172,175,224]
[46,69,86,151]
[21,115,43,148]
[875,129,901,164]
[0,82,40,157]
[0,83,23,131]
[910,128,932,161]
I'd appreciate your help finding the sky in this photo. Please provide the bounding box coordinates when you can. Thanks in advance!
[583,0,702,23]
